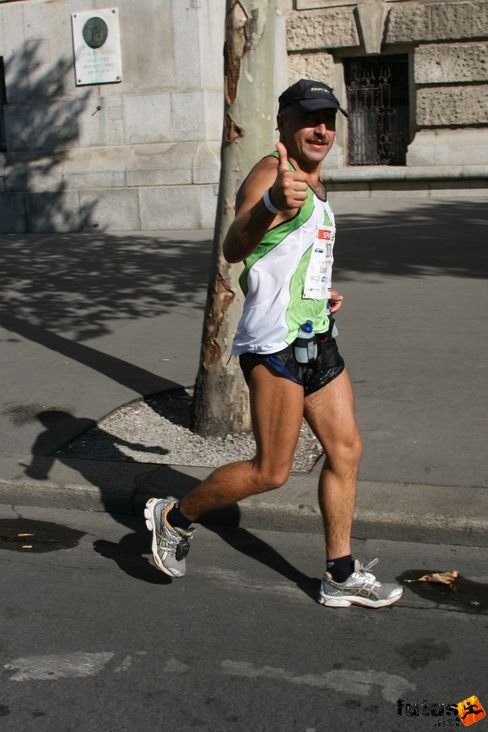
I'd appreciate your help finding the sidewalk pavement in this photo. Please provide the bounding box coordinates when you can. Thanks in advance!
[1,197,487,546]
[1,452,487,546]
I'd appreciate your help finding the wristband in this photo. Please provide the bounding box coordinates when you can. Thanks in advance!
[262,188,281,215]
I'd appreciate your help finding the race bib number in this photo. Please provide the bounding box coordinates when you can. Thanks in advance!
[303,226,335,300]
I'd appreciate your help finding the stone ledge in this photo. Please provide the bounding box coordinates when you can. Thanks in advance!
[325,165,488,182]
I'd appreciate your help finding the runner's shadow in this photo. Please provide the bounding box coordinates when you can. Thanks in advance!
[90,504,319,599]
[19,409,169,465]
[93,527,172,585]
[17,410,193,535]
[21,413,317,597]
[203,518,320,602]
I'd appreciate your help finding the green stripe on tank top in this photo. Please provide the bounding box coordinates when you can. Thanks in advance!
[285,185,333,342]
[284,246,329,344]
[239,188,315,296]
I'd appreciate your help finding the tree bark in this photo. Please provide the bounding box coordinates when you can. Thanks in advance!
[192,0,278,437]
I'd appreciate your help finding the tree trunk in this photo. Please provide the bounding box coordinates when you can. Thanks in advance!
[192,0,278,437]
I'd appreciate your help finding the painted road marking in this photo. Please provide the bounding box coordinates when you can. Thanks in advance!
[4,651,415,704]
[4,652,114,681]
[222,660,415,703]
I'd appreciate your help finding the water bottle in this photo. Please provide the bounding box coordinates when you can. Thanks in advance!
[294,321,317,364]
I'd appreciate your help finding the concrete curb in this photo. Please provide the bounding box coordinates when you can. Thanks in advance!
[0,454,487,547]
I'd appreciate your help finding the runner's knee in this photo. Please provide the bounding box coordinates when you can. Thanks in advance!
[327,429,362,473]
[349,430,363,464]
[344,430,363,467]
[251,461,290,492]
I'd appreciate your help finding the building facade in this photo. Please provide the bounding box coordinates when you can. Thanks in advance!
[284,0,488,197]
[0,0,224,232]
[0,0,486,233]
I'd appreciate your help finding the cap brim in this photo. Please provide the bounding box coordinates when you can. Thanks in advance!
[297,98,339,112]
[281,98,349,118]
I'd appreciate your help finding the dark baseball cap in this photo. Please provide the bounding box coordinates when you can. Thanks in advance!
[278,79,348,117]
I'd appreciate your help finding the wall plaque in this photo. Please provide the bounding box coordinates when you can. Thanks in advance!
[72,8,122,85]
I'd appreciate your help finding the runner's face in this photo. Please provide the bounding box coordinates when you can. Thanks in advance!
[278,107,337,167]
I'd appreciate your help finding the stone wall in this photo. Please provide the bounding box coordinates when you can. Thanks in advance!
[0,0,487,232]
[286,7,359,50]
[0,0,224,232]
[414,42,488,84]
[285,0,488,174]
[385,1,488,44]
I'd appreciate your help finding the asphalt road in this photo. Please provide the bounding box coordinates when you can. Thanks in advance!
[1,506,487,732]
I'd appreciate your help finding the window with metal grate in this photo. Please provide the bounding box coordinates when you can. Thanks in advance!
[345,54,410,166]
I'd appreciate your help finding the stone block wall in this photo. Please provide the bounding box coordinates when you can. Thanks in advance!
[0,0,224,232]
[385,1,488,44]
[414,42,488,85]
[1,0,487,232]
[286,6,359,51]
[284,0,488,173]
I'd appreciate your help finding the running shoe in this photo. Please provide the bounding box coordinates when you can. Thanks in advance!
[318,558,404,608]
[144,497,194,578]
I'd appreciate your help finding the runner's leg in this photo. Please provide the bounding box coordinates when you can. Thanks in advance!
[179,364,304,522]
[303,369,362,559]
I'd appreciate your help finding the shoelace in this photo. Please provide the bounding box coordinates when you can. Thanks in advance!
[354,558,380,591]
[358,558,379,574]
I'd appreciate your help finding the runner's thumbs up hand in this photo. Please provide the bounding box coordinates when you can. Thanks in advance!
[269,141,308,212]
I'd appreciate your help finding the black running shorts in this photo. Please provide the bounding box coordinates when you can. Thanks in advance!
[239,331,345,396]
